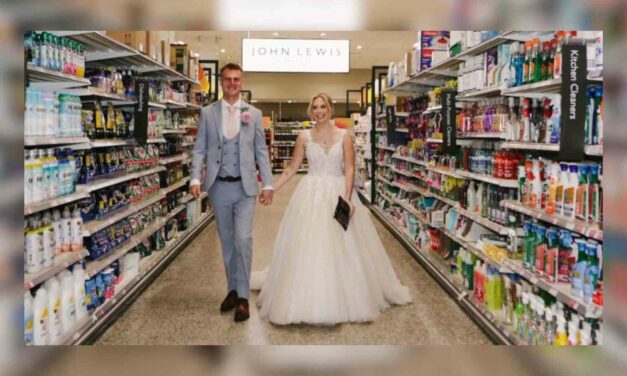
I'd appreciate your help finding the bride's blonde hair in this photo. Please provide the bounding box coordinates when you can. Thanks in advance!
[307,93,334,120]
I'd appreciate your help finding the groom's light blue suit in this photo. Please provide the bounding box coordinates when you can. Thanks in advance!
[191,100,273,299]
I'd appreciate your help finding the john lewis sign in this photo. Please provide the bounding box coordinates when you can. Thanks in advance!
[242,39,350,73]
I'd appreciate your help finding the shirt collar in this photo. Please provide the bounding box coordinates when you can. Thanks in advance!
[222,97,242,110]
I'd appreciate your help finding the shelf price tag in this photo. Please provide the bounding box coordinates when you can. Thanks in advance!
[558,41,587,162]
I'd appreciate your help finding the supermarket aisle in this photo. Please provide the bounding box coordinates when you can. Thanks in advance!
[96,175,490,345]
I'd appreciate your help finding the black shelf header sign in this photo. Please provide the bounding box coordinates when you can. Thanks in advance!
[134,78,149,145]
[442,89,457,154]
[559,41,586,161]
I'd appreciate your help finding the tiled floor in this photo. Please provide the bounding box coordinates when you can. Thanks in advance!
[95,175,491,345]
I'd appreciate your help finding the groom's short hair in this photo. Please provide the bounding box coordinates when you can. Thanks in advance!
[221,63,243,75]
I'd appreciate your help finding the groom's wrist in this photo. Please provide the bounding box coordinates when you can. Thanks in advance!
[262,185,274,191]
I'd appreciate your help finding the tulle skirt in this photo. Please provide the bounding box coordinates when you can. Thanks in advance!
[251,174,412,325]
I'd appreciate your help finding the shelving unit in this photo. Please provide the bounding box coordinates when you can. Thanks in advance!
[24,191,91,215]
[77,166,165,193]
[25,136,91,147]
[24,249,90,290]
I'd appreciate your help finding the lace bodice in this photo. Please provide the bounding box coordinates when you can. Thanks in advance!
[304,129,346,177]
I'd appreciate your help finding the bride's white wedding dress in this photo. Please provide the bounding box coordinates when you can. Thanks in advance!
[251,129,411,325]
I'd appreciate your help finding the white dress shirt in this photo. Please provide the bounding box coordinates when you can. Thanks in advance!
[190,98,273,191]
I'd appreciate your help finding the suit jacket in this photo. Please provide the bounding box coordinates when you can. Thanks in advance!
[191,100,273,196]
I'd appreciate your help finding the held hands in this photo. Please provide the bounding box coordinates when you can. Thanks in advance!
[259,189,274,206]
[343,195,356,218]
[190,184,201,198]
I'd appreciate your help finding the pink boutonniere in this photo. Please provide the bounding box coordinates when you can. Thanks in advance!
[241,107,252,125]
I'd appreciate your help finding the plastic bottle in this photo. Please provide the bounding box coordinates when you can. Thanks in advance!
[595,87,603,144]
[555,163,568,216]
[33,287,49,345]
[576,165,590,221]
[545,307,556,345]
[467,181,476,212]
[25,151,33,205]
[70,205,83,252]
[563,164,578,219]
[41,211,55,268]
[59,271,76,333]
[568,316,580,346]
[67,149,77,191]
[520,291,530,339]
[554,313,568,346]
[529,160,541,209]
[73,264,88,320]
[572,239,588,298]
[25,291,34,345]
[40,149,51,201]
[588,165,600,224]
[553,32,564,79]
[61,206,72,253]
[30,150,44,203]
[535,225,547,277]
[584,241,599,304]
[514,42,525,87]
[523,41,531,85]
[475,183,484,214]
[52,209,63,256]
[25,217,41,274]
[514,284,524,331]
[46,149,59,199]
[44,277,63,343]
[545,228,559,283]
[545,163,558,215]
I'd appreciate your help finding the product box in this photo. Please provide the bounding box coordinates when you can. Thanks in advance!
[404,51,413,77]
[412,48,440,72]
[432,50,450,66]
[107,31,147,53]
[170,44,189,76]
[418,31,450,50]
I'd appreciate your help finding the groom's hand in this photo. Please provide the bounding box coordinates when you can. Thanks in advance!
[259,190,274,205]
[190,184,201,198]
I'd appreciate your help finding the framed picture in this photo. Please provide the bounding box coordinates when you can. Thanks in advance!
[199,60,219,104]
[241,90,252,104]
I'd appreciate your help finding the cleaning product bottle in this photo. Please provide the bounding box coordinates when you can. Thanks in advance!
[517,163,526,202]
[555,163,568,216]
[33,286,49,345]
[61,206,72,252]
[25,217,43,274]
[568,316,580,346]
[73,264,88,320]
[585,87,595,145]
[572,239,588,298]
[44,277,63,343]
[563,164,578,219]
[514,284,524,332]
[576,164,590,221]
[47,148,59,199]
[588,165,600,224]
[550,98,561,144]
[545,163,559,215]
[59,271,76,333]
[24,291,34,345]
[30,149,43,203]
[583,241,599,304]
[41,211,55,268]
[475,183,484,214]
[545,307,556,345]
[535,225,547,277]
[580,321,592,345]
[473,260,482,302]
[71,205,83,252]
[536,299,547,345]
[554,312,568,346]
[40,149,51,201]
[528,223,539,273]
[467,181,476,213]
[530,159,542,209]
[595,86,603,144]
[545,228,559,283]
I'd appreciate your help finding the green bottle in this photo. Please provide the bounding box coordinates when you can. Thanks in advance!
[514,286,524,335]
[534,41,543,83]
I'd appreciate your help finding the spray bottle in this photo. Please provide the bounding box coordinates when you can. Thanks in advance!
[71,205,83,252]
[572,239,588,298]
[576,165,590,222]
[25,291,34,345]
[588,165,600,224]
[555,163,568,216]
[563,164,578,219]
[583,241,599,304]
[61,206,72,252]
[568,315,580,346]
[554,311,568,346]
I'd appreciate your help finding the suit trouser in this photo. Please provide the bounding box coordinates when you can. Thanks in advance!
[208,180,256,300]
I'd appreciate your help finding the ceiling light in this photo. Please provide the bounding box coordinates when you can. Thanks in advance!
[220,48,226,53]
[320,32,326,37]
[356,45,363,50]
[251,100,258,103]
[332,100,337,103]
[287,100,293,103]
[273,32,279,36]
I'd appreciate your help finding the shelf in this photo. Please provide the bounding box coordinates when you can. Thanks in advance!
[25,136,91,147]
[501,200,603,241]
[376,190,394,204]
[370,206,515,345]
[426,138,442,144]
[83,192,165,236]
[161,177,191,196]
[376,145,396,152]
[274,133,299,136]
[500,142,560,152]
[457,132,507,139]
[456,170,519,188]
[395,128,409,133]
[148,101,167,109]
[353,129,370,134]
[53,314,93,345]
[429,191,515,236]
[146,138,167,144]
[375,128,387,132]
[391,154,428,167]
[458,86,504,98]
[357,189,371,203]
[56,31,200,86]
[181,142,195,147]
[165,204,187,219]
[390,196,427,223]
[85,217,166,278]
[395,112,410,117]
[501,78,562,97]
[24,249,89,290]
[90,139,135,148]
[159,153,190,165]
[162,129,187,135]
[77,166,165,193]
[25,191,91,216]
[501,258,602,319]
[26,63,91,88]
[61,87,136,104]
[390,166,418,178]
[427,166,465,179]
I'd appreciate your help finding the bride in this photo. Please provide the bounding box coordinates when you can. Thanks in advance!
[252,93,412,325]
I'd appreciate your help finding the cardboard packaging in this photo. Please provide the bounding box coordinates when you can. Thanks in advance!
[170,44,189,76]
[418,31,450,50]
[107,31,147,53]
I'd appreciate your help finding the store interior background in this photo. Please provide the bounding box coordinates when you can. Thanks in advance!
[4,0,627,375]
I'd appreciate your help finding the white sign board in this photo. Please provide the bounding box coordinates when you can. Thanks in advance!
[242,39,350,73]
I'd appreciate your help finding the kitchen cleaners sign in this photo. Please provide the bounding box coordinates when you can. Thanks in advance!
[559,41,586,161]
[242,39,350,73]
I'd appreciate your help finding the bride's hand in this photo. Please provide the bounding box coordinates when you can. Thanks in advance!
[344,195,355,218]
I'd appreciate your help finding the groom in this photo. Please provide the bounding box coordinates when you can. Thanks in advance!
[190,63,274,322]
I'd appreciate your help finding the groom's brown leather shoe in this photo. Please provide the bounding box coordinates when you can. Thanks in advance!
[234,299,250,322]
[220,290,239,312]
